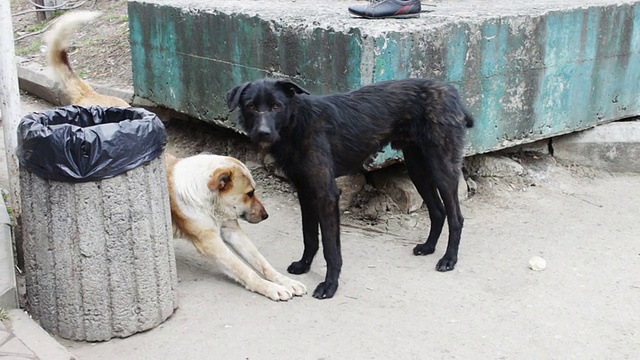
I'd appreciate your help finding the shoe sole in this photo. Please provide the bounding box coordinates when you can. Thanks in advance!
[349,13,421,19]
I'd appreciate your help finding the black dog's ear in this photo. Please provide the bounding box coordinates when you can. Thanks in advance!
[226,82,250,111]
[275,79,310,97]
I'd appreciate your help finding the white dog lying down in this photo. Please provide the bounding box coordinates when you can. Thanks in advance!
[165,153,307,301]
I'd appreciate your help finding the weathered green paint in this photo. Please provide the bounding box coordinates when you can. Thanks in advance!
[129,1,640,169]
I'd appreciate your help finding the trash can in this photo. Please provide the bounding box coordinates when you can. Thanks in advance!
[17,105,178,341]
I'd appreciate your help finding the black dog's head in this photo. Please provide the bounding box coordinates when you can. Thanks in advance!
[226,78,310,145]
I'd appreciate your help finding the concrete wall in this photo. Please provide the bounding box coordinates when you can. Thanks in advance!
[128,0,640,168]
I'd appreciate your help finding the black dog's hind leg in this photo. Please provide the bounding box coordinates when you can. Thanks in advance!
[435,178,464,271]
[287,190,319,275]
[403,145,464,271]
[403,145,446,256]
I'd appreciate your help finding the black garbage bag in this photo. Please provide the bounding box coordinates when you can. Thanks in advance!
[17,105,166,182]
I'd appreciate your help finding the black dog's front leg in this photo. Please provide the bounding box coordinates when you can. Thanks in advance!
[313,181,342,299]
[287,191,319,275]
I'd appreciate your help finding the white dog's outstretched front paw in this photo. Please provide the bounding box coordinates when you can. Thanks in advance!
[260,281,294,301]
[275,276,307,297]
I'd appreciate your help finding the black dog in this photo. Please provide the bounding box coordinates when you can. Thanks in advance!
[226,78,474,299]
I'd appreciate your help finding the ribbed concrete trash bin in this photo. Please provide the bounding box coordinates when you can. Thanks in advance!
[16,105,178,341]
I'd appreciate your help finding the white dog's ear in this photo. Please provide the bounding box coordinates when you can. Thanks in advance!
[208,169,233,192]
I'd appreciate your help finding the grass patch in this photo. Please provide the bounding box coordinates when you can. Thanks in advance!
[107,14,128,23]
[2,192,13,218]
[0,308,9,322]
[25,21,47,33]
[16,40,43,57]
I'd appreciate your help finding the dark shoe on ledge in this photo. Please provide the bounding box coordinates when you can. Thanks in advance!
[348,0,421,19]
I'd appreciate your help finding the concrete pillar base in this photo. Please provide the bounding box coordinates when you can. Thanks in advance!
[19,156,178,341]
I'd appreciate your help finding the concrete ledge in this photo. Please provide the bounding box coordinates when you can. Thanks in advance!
[0,196,17,310]
[17,58,62,106]
[7,309,77,360]
[16,57,136,107]
[128,0,640,170]
[552,120,640,172]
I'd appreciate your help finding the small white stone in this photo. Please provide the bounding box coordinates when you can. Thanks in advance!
[529,256,546,271]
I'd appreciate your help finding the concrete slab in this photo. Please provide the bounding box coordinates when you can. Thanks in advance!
[6,309,77,360]
[128,0,640,169]
[16,58,62,107]
[0,198,16,310]
[552,119,640,172]
[16,57,134,107]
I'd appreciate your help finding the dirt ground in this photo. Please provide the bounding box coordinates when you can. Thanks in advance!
[60,163,640,359]
[10,1,640,359]
[17,92,640,360]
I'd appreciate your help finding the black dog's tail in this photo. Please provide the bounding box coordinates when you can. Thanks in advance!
[463,108,474,128]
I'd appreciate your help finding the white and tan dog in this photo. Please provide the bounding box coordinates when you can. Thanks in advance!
[165,153,306,300]
[46,10,306,301]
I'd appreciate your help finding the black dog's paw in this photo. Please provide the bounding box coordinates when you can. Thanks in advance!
[312,281,339,299]
[287,261,311,275]
[436,255,457,272]
[413,243,436,256]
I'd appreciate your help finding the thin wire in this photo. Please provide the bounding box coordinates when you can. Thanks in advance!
[12,0,89,16]
[24,0,73,10]
[13,3,81,42]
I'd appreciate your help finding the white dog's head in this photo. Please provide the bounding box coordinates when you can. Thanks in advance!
[206,158,268,224]
[169,153,268,225]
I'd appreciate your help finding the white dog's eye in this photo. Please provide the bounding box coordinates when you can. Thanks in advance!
[247,190,255,198]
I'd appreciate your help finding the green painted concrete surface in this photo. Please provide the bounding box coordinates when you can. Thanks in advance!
[129,0,640,169]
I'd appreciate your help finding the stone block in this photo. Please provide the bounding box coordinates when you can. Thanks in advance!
[370,169,423,214]
[336,174,366,212]
[552,120,640,173]
[503,139,552,156]
[8,309,78,360]
[16,59,61,106]
[128,0,640,169]
[466,155,525,178]
[262,153,287,179]
[16,56,133,107]
[458,174,469,201]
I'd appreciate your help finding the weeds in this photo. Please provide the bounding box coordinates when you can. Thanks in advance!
[25,22,47,33]
[0,308,9,322]
[2,192,13,218]
[107,14,128,23]
[16,40,43,56]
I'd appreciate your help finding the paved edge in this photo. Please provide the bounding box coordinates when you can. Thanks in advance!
[7,309,77,360]
[0,193,17,309]
[16,56,151,107]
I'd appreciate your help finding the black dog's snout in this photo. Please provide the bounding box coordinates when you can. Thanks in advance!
[257,126,271,140]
